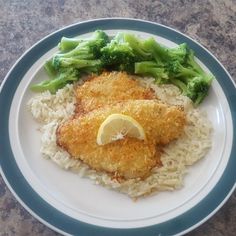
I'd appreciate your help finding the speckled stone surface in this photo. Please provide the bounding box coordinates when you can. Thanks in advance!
[0,0,235,235]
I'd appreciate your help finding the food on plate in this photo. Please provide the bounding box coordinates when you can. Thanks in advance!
[57,99,185,179]
[31,31,214,105]
[28,75,212,198]
[30,30,109,94]
[75,71,155,114]
[28,32,213,198]
[96,113,146,145]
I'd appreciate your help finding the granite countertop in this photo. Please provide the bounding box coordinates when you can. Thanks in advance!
[0,0,235,235]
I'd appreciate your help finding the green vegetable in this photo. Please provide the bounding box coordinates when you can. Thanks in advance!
[54,30,109,62]
[168,60,198,78]
[44,59,57,78]
[143,38,187,63]
[135,61,169,84]
[31,67,79,94]
[31,30,108,93]
[185,49,206,74]
[100,32,153,73]
[123,33,152,61]
[58,37,83,52]
[52,30,108,73]
[185,76,213,105]
[165,50,213,105]
[134,40,213,105]
[53,57,102,72]
[31,30,213,105]
[100,32,135,70]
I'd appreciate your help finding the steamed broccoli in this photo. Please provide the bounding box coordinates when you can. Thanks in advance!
[143,38,187,64]
[135,61,169,84]
[168,60,198,79]
[31,31,108,94]
[58,37,84,52]
[142,37,167,63]
[31,31,213,105]
[169,75,213,106]
[133,38,213,105]
[123,33,152,61]
[165,49,213,105]
[31,67,79,94]
[44,59,57,79]
[50,30,108,75]
[101,32,135,69]
[100,32,153,73]
[54,30,109,62]
[185,75,213,105]
[165,43,188,63]
[169,78,187,93]
[184,49,207,75]
[52,57,102,73]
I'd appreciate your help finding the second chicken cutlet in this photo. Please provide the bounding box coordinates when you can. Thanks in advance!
[75,71,156,114]
[57,100,186,179]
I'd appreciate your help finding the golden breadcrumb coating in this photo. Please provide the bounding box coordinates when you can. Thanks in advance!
[75,71,156,114]
[57,100,185,179]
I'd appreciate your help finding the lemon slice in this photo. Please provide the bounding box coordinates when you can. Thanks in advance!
[97,113,146,145]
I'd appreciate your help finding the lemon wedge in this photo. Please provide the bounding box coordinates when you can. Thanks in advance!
[97,113,146,145]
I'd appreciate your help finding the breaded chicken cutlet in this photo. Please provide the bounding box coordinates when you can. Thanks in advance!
[57,100,186,179]
[75,71,156,114]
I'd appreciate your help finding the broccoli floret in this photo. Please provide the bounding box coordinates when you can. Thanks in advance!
[31,68,79,94]
[100,32,135,68]
[135,61,169,84]
[169,78,188,93]
[44,59,57,79]
[143,37,168,62]
[167,62,213,105]
[58,37,84,52]
[53,56,102,72]
[79,61,103,74]
[168,60,198,79]
[184,49,206,74]
[100,33,153,71]
[57,30,109,52]
[54,30,109,62]
[185,75,213,105]
[143,38,187,64]
[35,30,109,94]
[167,43,188,63]
[123,33,152,61]
[32,31,213,105]
[118,62,135,74]
[161,46,214,105]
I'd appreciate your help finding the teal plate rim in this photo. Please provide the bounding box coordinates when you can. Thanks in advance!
[0,18,236,236]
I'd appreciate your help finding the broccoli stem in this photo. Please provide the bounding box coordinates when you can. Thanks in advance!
[194,93,207,105]
[143,37,168,62]
[31,78,67,94]
[124,34,151,60]
[53,57,101,69]
[55,45,94,59]
[177,68,199,80]
[169,78,187,94]
[185,49,205,74]
[58,37,83,51]
[44,59,57,79]
[32,31,214,104]
[135,61,168,83]
[31,68,79,94]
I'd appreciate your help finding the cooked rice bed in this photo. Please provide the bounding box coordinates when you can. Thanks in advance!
[28,79,212,198]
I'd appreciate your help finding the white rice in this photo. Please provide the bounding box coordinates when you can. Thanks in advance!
[28,78,212,198]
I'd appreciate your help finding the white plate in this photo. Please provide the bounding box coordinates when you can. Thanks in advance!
[1,18,236,236]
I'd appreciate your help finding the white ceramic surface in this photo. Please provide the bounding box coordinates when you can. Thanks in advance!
[8,30,232,228]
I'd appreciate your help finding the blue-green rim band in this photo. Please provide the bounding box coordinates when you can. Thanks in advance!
[0,18,236,236]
